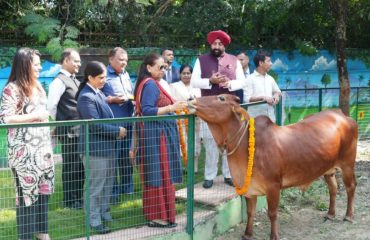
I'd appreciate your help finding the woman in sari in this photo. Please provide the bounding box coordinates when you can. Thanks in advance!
[134,53,186,228]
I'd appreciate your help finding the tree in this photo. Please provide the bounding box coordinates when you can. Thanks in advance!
[329,0,350,116]
[321,73,332,88]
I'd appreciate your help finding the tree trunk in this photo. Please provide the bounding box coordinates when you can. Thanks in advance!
[330,0,350,115]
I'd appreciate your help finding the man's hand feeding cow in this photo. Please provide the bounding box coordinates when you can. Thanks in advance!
[187,94,358,240]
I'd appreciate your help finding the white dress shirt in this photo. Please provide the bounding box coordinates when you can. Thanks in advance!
[47,69,74,120]
[243,71,281,122]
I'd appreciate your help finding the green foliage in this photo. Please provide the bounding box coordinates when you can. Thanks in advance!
[296,41,319,56]
[64,26,80,40]
[23,14,61,44]
[21,11,81,62]
[46,38,64,62]
[1,0,369,51]
[0,48,17,68]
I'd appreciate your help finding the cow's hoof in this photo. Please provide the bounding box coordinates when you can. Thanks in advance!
[343,216,354,223]
[241,235,253,240]
[324,214,335,222]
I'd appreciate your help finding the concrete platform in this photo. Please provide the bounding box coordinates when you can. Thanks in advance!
[73,176,241,240]
[176,175,237,206]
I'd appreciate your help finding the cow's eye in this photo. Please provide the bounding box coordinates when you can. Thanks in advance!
[218,96,225,101]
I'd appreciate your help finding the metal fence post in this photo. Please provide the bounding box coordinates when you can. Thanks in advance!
[318,88,322,112]
[84,122,90,239]
[186,114,195,239]
[276,96,283,126]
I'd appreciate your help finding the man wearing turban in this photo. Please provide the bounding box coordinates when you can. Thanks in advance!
[190,30,245,189]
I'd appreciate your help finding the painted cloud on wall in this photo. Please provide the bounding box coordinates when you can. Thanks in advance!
[272,58,289,72]
[39,62,61,77]
[311,56,336,71]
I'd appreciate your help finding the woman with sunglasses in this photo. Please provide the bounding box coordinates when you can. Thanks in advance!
[134,53,186,228]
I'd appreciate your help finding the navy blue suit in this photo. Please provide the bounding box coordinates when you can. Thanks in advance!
[77,84,120,227]
[164,66,180,84]
[77,85,120,156]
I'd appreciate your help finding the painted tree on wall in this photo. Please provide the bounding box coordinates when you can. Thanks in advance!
[321,73,332,89]
[358,75,364,87]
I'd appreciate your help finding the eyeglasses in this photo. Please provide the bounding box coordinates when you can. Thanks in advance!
[159,65,166,70]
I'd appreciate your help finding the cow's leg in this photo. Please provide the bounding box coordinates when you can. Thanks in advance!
[323,173,337,220]
[242,196,257,240]
[266,189,280,240]
[341,166,357,222]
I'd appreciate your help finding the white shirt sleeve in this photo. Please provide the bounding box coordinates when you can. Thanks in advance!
[228,61,247,91]
[47,78,66,120]
[271,77,281,94]
[243,75,253,103]
[190,59,212,89]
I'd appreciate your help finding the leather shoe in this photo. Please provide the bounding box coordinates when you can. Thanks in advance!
[91,224,111,234]
[203,180,213,189]
[224,177,234,187]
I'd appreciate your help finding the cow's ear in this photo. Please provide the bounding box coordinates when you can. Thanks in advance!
[232,106,250,122]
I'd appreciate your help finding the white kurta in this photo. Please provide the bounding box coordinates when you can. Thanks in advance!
[169,81,202,172]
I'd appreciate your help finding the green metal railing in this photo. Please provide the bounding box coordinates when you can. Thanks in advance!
[0,87,368,239]
[275,87,370,139]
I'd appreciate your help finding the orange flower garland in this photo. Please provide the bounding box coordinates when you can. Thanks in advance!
[235,118,255,195]
[176,108,189,167]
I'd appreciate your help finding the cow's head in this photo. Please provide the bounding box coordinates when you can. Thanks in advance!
[188,94,249,124]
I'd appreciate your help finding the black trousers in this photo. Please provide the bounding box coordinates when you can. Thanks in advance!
[15,173,49,240]
[60,136,85,205]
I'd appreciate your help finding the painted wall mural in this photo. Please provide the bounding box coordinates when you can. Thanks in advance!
[0,48,369,107]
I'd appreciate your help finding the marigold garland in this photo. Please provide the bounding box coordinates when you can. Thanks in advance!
[234,118,255,195]
[176,108,189,167]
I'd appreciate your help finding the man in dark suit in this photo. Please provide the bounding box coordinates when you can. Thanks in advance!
[47,48,84,209]
[234,51,254,103]
[161,48,180,83]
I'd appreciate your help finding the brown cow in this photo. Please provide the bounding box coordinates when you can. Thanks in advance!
[187,94,358,240]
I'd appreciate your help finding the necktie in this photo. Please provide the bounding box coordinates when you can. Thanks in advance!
[167,69,172,83]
